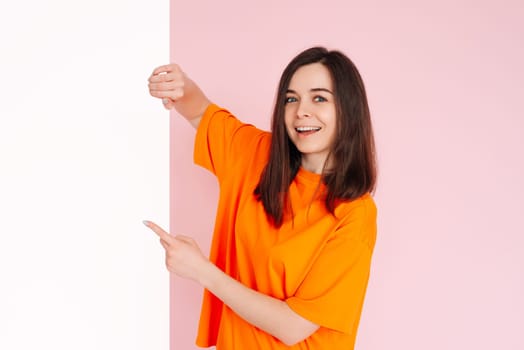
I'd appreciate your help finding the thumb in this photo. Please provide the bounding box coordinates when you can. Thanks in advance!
[162,98,175,110]
[175,235,195,245]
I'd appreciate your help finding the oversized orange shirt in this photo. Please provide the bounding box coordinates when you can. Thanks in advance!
[194,104,377,350]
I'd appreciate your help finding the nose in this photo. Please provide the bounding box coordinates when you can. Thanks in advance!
[296,101,312,118]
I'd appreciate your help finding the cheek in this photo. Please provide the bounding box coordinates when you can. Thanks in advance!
[325,113,338,142]
[284,111,294,130]
[327,109,337,129]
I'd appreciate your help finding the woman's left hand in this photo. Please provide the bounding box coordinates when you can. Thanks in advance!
[143,220,210,283]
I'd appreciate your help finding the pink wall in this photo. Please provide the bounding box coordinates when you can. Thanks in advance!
[170,1,524,349]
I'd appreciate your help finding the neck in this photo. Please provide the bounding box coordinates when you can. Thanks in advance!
[301,154,330,174]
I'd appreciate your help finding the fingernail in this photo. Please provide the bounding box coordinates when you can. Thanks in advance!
[142,220,150,226]
[162,98,169,104]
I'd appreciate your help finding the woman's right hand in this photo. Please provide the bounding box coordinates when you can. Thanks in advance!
[148,64,210,129]
[148,64,185,110]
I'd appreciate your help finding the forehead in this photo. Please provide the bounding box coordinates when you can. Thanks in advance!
[288,63,333,91]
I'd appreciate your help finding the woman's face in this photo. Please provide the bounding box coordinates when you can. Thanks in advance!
[284,63,337,174]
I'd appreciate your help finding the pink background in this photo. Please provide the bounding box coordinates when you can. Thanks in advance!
[170,1,524,349]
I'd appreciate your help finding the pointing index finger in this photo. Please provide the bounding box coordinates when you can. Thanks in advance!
[143,220,174,243]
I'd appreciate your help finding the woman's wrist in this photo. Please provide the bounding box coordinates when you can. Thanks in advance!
[197,259,220,289]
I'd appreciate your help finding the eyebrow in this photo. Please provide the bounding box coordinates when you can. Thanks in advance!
[286,88,334,95]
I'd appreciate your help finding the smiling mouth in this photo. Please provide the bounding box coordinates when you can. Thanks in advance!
[295,126,321,133]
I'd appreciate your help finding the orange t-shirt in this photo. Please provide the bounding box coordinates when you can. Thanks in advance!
[194,104,377,350]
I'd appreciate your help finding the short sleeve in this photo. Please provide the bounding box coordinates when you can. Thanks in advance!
[285,198,377,334]
[194,104,266,181]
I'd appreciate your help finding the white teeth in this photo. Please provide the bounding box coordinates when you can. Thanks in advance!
[296,126,321,132]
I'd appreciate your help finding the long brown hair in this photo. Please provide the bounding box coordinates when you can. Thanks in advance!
[254,47,377,227]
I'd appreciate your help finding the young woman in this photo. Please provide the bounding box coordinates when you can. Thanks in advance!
[144,47,377,349]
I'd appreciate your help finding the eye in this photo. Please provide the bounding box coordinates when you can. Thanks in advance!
[285,96,298,104]
[313,95,327,102]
